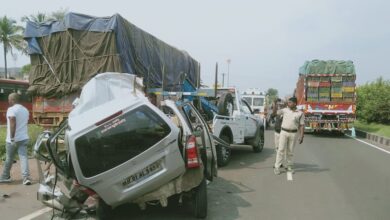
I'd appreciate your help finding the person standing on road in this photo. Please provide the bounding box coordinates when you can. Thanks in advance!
[0,93,31,185]
[273,97,304,175]
[272,98,285,152]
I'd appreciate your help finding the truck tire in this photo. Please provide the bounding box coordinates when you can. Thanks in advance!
[192,178,207,219]
[218,93,234,116]
[216,135,231,167]
[96,198,112,220]
[252,126,264,153]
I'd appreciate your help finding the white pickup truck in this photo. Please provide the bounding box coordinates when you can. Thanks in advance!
[209,88,265,166]
[147,87,265,167]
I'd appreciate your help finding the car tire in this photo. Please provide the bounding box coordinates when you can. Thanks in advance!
[218,93,234,116]
[216,135,231,167]
[96,198,112,220]
[252,126,264,153]
[192,178,207,219]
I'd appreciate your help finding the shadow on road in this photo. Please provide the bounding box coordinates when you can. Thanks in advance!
[308,131,349,139]
[107,177,251,220]
[221,145,275,171]
[293,162,330,173]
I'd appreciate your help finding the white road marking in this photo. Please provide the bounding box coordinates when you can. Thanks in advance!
[18,207,52,220]
[287,172,293,181]
[346,134,390,155]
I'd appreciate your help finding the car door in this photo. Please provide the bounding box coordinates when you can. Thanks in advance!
[181,103,217,179]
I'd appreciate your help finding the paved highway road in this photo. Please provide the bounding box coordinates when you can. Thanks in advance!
[3,130,390,220]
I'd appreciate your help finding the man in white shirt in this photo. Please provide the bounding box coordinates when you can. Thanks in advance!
[0,93,31,185]
[273,97,305,175]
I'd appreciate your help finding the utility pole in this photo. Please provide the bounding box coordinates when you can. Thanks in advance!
[227,59,231,87]
[222,73,226,87]
[214,62,218,98]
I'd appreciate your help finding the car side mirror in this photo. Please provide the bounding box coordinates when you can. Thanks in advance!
[253,109,260,114]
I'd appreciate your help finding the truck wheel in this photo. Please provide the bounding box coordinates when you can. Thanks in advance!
[216,135,231,167]
[218,93,234,116]
[252,127,264,153]
[192,178,207,219]
[96,198,112,220]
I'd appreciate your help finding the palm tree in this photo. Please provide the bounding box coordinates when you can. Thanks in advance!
[21,12,51,23]
[51,8,68,21]
[0,16,25,78]
[22,9,68,24]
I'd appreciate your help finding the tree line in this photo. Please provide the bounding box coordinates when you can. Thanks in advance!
[0,9,67,78]
[356,77,390,124]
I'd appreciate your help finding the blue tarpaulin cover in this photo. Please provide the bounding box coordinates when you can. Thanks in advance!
[25,13,200,97]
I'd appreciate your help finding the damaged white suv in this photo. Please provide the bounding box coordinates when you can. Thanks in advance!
[34,73,217,219]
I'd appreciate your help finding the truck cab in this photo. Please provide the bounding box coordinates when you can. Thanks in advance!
[241,88,267,127]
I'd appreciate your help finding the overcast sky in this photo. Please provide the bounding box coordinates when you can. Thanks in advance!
[1,0,389,96]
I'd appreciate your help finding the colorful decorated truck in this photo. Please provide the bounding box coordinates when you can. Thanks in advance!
[295,60,356,132]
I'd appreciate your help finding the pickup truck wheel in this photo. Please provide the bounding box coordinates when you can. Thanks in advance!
[216,135,231,167]
[218,93,234,116]
[96,198,112,220]
[252,127,264,153]
[192,178,207,218]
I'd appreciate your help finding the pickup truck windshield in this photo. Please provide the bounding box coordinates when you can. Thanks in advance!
[253,97,264,106]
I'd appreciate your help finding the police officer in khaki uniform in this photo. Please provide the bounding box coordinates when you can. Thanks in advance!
[273,97,304,175]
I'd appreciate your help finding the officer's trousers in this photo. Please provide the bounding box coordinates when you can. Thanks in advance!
[274,130,298,168]
[274,132,280,152]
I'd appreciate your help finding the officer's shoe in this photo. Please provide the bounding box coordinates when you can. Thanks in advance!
[273,167,281,175]
[23,177,32,185]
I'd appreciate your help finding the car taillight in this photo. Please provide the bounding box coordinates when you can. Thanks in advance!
[186,135,200,168]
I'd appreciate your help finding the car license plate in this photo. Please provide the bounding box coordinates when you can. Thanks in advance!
[122,160,163,187]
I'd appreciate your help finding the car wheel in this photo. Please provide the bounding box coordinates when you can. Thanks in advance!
[216,135,231,167]
[252,127,264,153]
[192,178,207,218]
[96,198,112,220]
[217,93,234,116]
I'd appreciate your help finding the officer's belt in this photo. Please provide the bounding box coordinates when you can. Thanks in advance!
[281,127,298,133]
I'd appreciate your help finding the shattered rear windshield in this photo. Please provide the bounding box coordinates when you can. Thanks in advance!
[75,105,171,177]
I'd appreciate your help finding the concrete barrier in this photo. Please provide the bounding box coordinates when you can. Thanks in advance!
[354,129,390,147]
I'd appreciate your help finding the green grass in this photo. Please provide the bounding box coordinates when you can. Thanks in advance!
[0,125,44,160]
[354,120,390,138]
